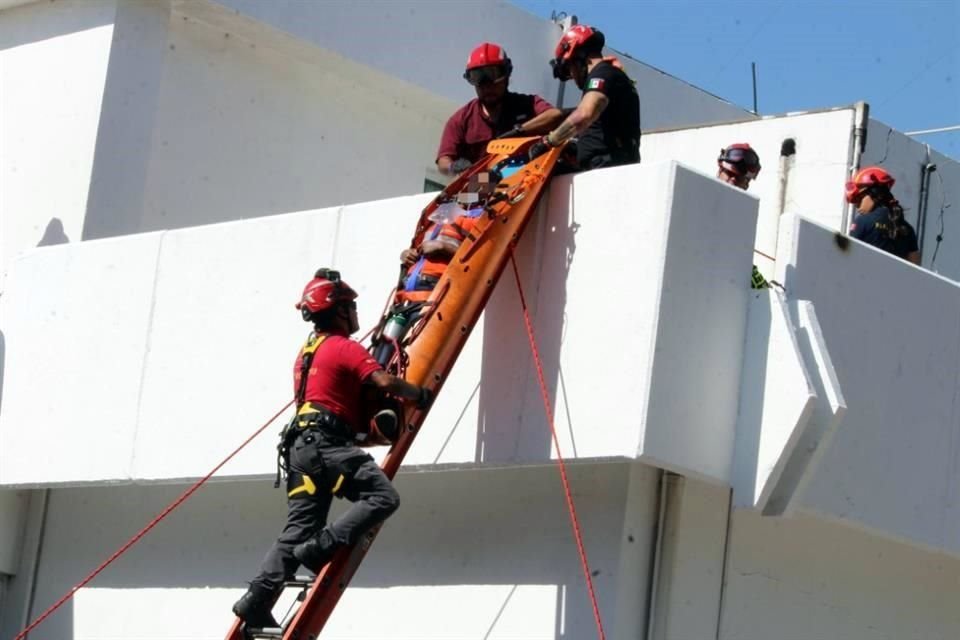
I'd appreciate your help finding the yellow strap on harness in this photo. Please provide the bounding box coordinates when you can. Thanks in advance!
[302,332,327,356]
[295,333,328,409]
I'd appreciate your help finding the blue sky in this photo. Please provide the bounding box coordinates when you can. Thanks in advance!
[512,0,960,160]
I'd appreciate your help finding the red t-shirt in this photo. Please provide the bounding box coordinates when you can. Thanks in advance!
[293,335,382,430]
[436,92,555,163]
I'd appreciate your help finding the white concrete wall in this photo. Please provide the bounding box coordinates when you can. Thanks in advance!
[614,55,750,131]
[635,165,755,482]
[81,0,174,241]
[641,110,960,284]
[719,507,960,640]
[861,119,960,281]
[5,463,659,640]
[0,232,163,484]
[1,0,753,258]
[763,300,845,516]
[0,489,27,575]
[133,5,453,234]
[649,474,730,640]
[776,214,960,557]
[205,0,750,127]
[641,108,857,275]
[732,291,816,509]
[0,0,115,276]
[0,163,759,486]
[81,0,454,239]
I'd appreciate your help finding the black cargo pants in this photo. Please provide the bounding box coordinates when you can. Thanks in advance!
[251,429,400,591]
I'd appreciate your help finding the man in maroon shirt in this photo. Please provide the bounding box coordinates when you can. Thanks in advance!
[436,42,564,175]
[232,269,431,631]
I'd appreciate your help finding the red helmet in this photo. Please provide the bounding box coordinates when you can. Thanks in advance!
[845,166,895,203]
[551,25,605,80]
[718,143,762,179]
[295,268,357,314]
[463,42,512,85]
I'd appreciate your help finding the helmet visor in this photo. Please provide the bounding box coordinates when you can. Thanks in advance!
[464,65,508,86]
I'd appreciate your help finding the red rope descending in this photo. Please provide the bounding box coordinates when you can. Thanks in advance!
[14,400,294,640]
[508,252,606,640]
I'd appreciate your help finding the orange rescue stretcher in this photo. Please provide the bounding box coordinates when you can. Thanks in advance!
[226,136,566,640]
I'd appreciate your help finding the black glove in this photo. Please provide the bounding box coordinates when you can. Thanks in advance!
[450,158,472,174]
[528,138,551,161]
[495,125,524,140]
[416,387,434,410]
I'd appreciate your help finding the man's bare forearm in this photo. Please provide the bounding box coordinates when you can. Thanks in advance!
[545,93,609,147]
[370,370,422,400]
[519,108,565,136]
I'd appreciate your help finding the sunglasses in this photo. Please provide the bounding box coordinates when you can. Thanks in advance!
[464,65,508,86]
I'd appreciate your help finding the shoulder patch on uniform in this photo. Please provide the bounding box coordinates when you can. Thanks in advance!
[587,78,605,91]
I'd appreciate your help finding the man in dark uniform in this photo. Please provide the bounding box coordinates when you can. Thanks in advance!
[232,269,431,630]
[715,143,770,289]
[437,42,563,176]
[846,166,921,265]
[529,24,640,170]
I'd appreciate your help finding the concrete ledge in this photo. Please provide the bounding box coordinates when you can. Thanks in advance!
[0,163,758,486]
[776,214,960,556]
[732,290,816,509]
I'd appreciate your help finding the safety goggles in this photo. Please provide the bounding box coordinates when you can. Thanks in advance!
[314,268,341,284]
[718,149,760,179]
[550,58,572,81]
[463,65,508,86]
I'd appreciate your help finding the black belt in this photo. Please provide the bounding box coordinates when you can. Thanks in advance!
[296,402,354,442]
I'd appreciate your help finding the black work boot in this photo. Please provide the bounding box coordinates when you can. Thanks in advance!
[232,583,279,630]
[372,408,399,441]
[293,528,339,573]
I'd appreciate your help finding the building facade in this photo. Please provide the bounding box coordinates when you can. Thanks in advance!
[1,1,959,639]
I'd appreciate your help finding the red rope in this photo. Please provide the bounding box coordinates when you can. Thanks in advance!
[508,252,606,640]
[14,399,295,640]
[753,248,776,262]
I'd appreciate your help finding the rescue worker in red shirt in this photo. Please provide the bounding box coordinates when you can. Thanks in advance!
[437,42,564,176]
[529,25,640,170]
[232,269,431,631]
[715,143,769,289]
[847,166,920,264]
